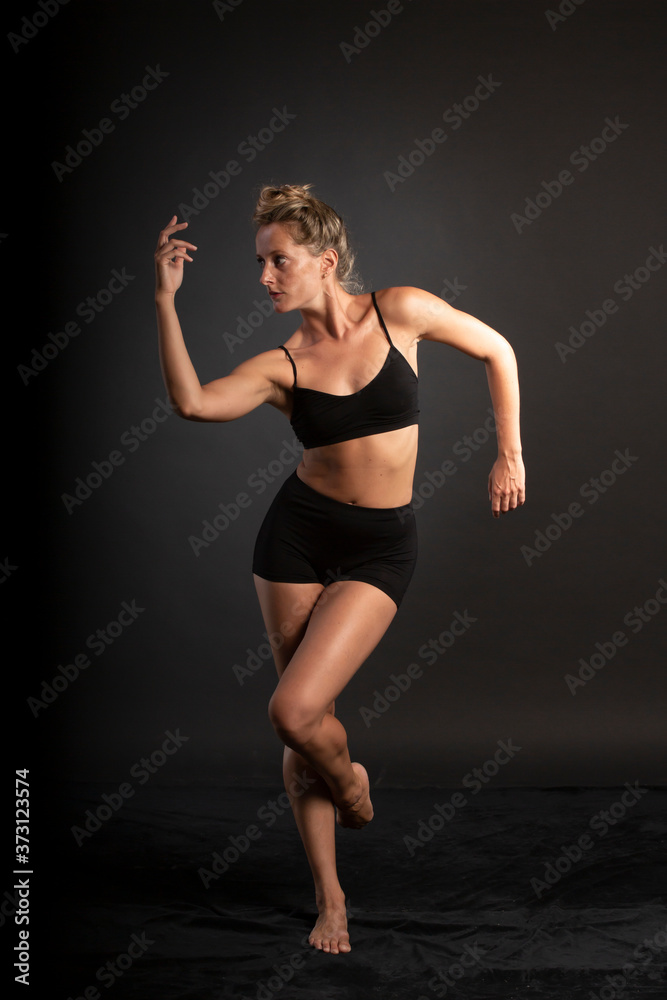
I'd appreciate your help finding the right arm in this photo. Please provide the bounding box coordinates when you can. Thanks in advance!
[154,216,278,421]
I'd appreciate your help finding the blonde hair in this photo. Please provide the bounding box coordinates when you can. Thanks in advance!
[252,183,363,294]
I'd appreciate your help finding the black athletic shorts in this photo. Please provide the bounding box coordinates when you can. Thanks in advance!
[252,470,418,608]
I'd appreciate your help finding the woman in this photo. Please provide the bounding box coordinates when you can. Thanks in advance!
[154,184,525,955]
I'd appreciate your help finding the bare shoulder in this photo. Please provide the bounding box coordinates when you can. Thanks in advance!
[374,285,506,358]
[373,285,445,340]
[228,345,296,396]
[231,347,289,382]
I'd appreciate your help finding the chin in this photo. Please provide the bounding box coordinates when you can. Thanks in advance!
[271,295,295,313]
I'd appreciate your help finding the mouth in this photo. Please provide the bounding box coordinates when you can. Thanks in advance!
[269,291,283,300]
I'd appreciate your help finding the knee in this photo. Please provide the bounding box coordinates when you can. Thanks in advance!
[268,691,319,748]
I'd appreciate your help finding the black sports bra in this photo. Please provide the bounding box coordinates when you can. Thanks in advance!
[278,291,419,450]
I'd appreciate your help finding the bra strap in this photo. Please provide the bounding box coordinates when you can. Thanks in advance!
[278,345,297,389]
[371,290,393,346]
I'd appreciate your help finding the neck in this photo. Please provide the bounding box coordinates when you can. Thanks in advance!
[298,284,361,341]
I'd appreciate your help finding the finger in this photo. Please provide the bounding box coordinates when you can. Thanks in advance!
[163,222,190,239]
[158,241,198,256]
[156,218,190,249]
[511,477,525,504]
[162,232,197,248]
[157,247,195,265]
[157,221,182,244]
[491,482,513,516]
[155,240,198,263]
[507,483,526,511]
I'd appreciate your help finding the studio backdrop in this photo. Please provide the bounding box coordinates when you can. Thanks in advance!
[9,0,666,803]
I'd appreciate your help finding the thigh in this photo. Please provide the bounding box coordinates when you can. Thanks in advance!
[269,579,398,718]
[253,575,325,676]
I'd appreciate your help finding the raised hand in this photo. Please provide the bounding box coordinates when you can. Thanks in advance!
[154,215,197,296]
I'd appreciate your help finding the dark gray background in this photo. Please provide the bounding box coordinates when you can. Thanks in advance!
[9,0,666,791]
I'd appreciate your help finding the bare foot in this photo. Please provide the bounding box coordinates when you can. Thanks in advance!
[309,893,351,954]
[336,762,373,829]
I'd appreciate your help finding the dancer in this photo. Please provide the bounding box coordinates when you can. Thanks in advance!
[154,184,524,954]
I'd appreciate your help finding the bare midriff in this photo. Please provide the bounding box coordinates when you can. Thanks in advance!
[296,424,418,508]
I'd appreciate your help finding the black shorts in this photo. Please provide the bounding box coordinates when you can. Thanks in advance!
[252,470,418,608]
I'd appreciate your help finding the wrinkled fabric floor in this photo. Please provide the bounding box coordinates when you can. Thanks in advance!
[46,785,666,999]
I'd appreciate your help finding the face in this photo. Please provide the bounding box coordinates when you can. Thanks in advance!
[255,222,329,312]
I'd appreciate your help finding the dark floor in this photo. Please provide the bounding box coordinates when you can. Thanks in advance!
[40,784,667,998]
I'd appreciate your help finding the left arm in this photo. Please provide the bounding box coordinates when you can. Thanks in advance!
[386,286,525,518]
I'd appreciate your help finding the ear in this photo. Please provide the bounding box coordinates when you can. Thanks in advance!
[320,247,339,277]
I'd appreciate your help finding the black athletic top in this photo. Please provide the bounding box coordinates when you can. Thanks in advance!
[278,291,419,450]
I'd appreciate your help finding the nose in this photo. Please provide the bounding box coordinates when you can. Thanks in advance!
[259,262,273,286]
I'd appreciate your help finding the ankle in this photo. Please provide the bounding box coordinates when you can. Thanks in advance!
[315,886,345,909]
[336,774,362,810]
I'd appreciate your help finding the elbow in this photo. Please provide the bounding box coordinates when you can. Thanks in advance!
[484,336,516,368]
[171,398,203,421]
